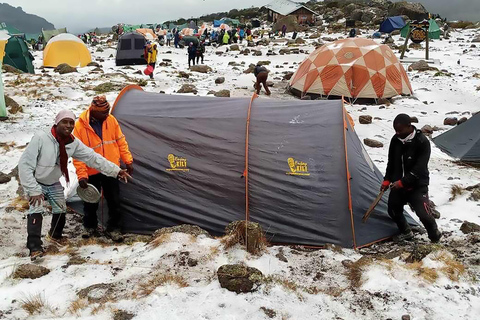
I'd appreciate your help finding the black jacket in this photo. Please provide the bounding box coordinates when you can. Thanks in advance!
[254,66,268,77]
[384,127,431,188]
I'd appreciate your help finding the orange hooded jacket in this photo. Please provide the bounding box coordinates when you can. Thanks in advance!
[73,109,133,180]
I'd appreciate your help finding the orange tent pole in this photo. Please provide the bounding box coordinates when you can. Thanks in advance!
[244,93,258,221]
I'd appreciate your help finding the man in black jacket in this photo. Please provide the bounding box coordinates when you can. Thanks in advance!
[254,64,271,95]
[381,114,441,243]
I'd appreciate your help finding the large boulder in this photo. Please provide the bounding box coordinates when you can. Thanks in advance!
[350,9,364,21]
[54,63,77,74]
[13,264,50,279]
[361,11,376,23]
[217,264,263,293]
[364,138,384,148]
[460,221,480,234]
[2,64,23,74]
[388,1,428,22]
[190,65,212,73]
[273,15,302,32]
[177,84,198,94]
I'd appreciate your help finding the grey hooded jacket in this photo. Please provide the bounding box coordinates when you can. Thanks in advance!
[19,130,121,196]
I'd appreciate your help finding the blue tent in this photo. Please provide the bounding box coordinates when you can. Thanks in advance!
[379,16,406,34]
[213,20,224,28]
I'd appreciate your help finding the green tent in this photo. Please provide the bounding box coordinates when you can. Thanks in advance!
[3,36,34,73]
[42,27,67,44]
[0,22,21,35]
[401,19,441,40]
[123,25,142,33]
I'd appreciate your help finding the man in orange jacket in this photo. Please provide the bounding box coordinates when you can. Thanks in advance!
[73,95,133,241]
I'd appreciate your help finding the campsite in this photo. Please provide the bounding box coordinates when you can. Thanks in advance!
[0,0,479,319]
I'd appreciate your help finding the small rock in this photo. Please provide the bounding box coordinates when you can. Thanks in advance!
[207,90,216,95]
[178,71,190,79]
[217,264,263,293]
[402,315,411,320]
[467,190,480,202]
[421,125,434,135]
[359,115,373,124]
[4,95,22,114]
[405,244,435,263]
[0,172,11,184]
[177,84,198,94]
[230,44,240,51]
[410,116,419,123]
[187,258,198,267]
[214,90,230,98]
[460,221,480,234]
[87,62,101,67]
[113,310,135,320]
[364,138,383,148]
[408,60,438,72]
[2,64,23,74]
[443,117,458,126]
[283,72,294,81]
[275,252,288,263]
[54,63,77,74]
[457,117,468,125]
[295,37,305,44]
[257,61,271,66]
[190,65,212,73]
[260,307,277,319]
[253,50,262,56]
[13,264,50,279]
[215,77,225,84]
[77,283,114,303]
[341,260,354,268]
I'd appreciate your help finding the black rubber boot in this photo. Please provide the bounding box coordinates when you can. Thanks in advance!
[27,213,43,254]
[48,213,66,239]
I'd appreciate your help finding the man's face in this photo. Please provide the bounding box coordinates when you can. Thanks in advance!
[394,123,413,139]
[90,109,109,122]
[56,118,75,138]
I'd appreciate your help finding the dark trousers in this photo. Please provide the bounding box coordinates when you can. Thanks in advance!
[148,63,155,79]
[83,173,120,231]
[196,54,204,64]
[167,39,171,46]
[388,186,438,239]
[256,72,271,95]
[188,55,196,67]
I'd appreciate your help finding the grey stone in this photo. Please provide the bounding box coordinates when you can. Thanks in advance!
[217,264,263,293]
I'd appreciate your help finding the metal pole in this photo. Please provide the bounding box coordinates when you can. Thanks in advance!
[400,26,411,60]
[425,26,430,61]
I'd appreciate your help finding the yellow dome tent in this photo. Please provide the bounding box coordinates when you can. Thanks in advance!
[43,33,91,68]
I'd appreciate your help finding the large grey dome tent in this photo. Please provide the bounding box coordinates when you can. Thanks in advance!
[115,32,147,66]
[75,86,417,248]
[433,112,480,164]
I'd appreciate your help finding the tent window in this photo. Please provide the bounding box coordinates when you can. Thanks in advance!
[120,39,132,50]
[134,39,145,50]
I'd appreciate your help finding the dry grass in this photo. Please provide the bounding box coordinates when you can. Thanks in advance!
[449,21,475,29]
[406,262,439,283]
[449,185,464,201]
[138,273,189,297]
[433,251,466,281]
[20,293,54,316]
[76,237,112,248]
[149,233,171,248]
[221,221,268,255]
[91,303,106,315]
[9,196,29,212]
[345,256,373,288]
[68,298,89,316]
[199,245,221,263]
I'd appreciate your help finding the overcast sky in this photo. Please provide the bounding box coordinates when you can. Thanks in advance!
[3,0,480,33]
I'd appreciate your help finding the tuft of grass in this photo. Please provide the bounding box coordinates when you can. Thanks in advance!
[20,293,53,316]
[9,197,29,212]
[221,220,268,255]
[449,184,464,201]
[406,262,439,283]
[345,256,372,288]
[138,273,188,297]
[77,237,111,248]
[199,246,220,263]
[68,298,88,316]
[149,233,171,248]
[91,303,106,315]
[434,251,466,281]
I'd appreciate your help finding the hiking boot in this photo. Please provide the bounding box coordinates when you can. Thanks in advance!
[45,233,68,246]
[30,250,45,261]
[393,230,414,243]
[81,227,98,239]
[104,230,124,243]
[429,229,442,243]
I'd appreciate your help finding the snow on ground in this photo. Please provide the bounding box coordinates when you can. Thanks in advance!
[0,27,479,320]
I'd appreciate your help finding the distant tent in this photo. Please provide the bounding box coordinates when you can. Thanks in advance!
[213,20,223,28]
[136,28,156,40]
[251,19,261,28]
[379,16,406,34]
[115,32,147,66]
[433,113,480,164]
[41,27,67,44]
[189,20,197,29]
[0,22,21,35]
[401,19,441,40]
[181,28,194,36]
[3,35,34,73]
[43,33,91,68]
[123,25,142,33]
[92,86,418,248]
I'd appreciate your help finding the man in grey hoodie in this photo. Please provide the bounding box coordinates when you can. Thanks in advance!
[18,110,131,260]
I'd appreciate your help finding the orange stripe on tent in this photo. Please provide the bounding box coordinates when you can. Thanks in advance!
[244,93,258,221]
[111,85,143,112]
[342,99,357,249]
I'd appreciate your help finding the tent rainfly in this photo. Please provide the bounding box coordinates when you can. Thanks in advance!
[41,27,67,44]
[43,33,92,67]
[115,32,147,66]
[289,38,413,100]
[3,35,34,73]
[401,19,441,40]
[68,85,418,248]
[433,113,480,164]
[379,16,406,34]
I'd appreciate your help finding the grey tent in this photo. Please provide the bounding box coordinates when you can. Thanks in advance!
[115,32,147,66]
[433,113,480,164]
[75,86,417,248]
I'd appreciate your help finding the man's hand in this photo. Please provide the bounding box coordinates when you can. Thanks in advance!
[126,163,134,175]
[79,179,88,189]
[29,194,44,207]
[380,180,391,192]
[117,169,132,183]
[391,180,404,190]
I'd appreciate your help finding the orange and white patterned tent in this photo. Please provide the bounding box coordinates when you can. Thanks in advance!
[289,38,413,99]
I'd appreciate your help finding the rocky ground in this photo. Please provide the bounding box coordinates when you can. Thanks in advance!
[0,21,479,319]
